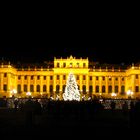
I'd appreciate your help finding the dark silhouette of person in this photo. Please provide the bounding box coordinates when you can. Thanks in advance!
[129,101,135,128]
[122,101,128,116]
[24,97,34,127]
[133,99,140,127]
[0,96,8,107]
[110,100,116,115]
[14,98,19,111]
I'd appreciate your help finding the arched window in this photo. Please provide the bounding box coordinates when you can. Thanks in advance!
[56,85,60,93]
[17,84,21,93]
[37,85,40,92]
[82,85,86,94]
[108,85,112,93]
[43,85,46,92]
[89,85,93,94]
[102,85,105,93]
[63,85,66,93]
[24,84,27,92]
[115,86,118,93]
[30,85,34,92]
[50,85,53,93]
[96,85,99,93]
[121,86,125,93]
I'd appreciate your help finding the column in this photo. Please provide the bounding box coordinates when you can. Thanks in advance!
[86,75,89,99]
[40,75,43,93]
[131,75,135,92]
[86,75,89,92]
[60,75,63,100]
[47,75,50,94]
[105,76,108,95]
[93,76,96,94]
[34,76,37,95]
[53,75,56,99]
[7,73,11,92]
[27,76,30,92]
[112,77,115,93]
[80,75,82,92]
[21,75,24,94]
[118,77,121,95]
[0,73,3,92]
[99,76,102,93]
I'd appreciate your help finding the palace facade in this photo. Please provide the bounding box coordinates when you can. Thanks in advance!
[0,55,140,99]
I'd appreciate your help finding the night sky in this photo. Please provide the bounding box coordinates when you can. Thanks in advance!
[0,5,139,65]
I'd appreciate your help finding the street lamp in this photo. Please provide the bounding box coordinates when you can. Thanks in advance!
[127,90,133,99]
[111,93,117,99]
[26,92,31,97]
[10,89,17,97]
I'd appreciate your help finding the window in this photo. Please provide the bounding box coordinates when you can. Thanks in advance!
[44,76,46,80]
[96,86,99,93]
[96,77,98,80]
[57,63,59,67]
[109,76,111,81]
[43,85,46,92]
[31,75,34,80]
[30,85,34,92]
[89,86,93,94]
[24,75,27,80]
[63,85,66,93]
[82,85,86,94]
[24,84,27,92]
[77,75,79,80]
[115,86,118,93]
[50,76,53,80]
[136,74,139,79]
[63,63,66,67]
[37,76,40,80]
[4,73,7,77]
[37,85,40,92]
[102,76,105,81]
[135,86,139,92]
[17,84,21,93]
[63,75,66,80]
[3,84,7,91]
[102,86,105,93]
[57,75,59,80]
[18,76,21,80]
[90,76,92,80]
[83,63,86,68]
[121,86,125,93]
[115,77,118,81]
[108,86,112,93]
[83,75,86,80]
[122,77,124,81]
[56,85,60,93]
[50,85,53,93]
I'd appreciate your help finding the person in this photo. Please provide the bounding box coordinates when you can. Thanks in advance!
[129,101,135,128]
[110,101,116,110]
[24,97,34,127]
[133,99,140,127]
[14,98,19,111]
[122,101,128,116]
[110,100,116,115]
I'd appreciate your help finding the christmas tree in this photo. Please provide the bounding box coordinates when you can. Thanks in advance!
[63,72,80,101]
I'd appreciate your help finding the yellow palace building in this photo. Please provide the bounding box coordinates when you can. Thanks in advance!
[0,55,140,99]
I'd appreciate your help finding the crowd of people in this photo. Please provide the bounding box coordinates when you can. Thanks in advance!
[0,96,140,128]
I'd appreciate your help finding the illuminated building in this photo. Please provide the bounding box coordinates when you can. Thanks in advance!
[0,55,140,99]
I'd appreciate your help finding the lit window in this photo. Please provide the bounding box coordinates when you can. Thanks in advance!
[57,63,60,67]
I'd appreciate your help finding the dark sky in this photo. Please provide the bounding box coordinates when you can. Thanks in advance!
[0,4,139,65]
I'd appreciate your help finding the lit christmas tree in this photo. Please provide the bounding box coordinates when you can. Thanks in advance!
[63,72,80,101]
